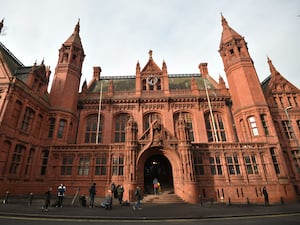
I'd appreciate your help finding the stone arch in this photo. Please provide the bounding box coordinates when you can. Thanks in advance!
[136,147,181,195]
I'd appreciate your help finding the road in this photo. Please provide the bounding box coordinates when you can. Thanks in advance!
[0,213,299,225]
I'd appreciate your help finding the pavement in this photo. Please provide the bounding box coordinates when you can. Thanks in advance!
[0,196,300,221]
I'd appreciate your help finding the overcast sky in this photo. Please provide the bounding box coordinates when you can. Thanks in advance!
[1,0,299,89]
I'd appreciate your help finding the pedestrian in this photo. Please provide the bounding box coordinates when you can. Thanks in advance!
[42,188,52,212]
[110,183,116,195]
[262,186,269,206]
[89,182,96,208]
[153,177,158,194]
[100,189,113,209]
[132,186,142,210]
[28,192,34,205]
[157,182,161,194]
[117,185,124,204]
[57,183,66,207]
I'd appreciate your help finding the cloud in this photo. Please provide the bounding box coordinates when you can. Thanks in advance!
[1,0,299,89]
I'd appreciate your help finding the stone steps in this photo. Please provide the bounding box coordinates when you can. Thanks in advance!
[143,190,186,204]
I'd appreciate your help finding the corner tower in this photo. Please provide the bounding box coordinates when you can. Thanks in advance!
[218,15,273,141]
[49,21,85,113]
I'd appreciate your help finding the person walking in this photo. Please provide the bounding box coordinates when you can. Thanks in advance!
[153,178,158,195]
[42,187,52,212]
[57,184,66,207]
[262,186,269,206]
[117,185,124,204]
[132,186,142,210]
[89,183,96,208]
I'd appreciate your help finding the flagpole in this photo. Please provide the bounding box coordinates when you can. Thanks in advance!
[96,81,103,144]
[204,79,218,142]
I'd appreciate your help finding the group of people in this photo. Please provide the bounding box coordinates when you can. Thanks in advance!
[42,182,135,211]
[100,183,125,209]
[42,183,66,212]
[152,177,161,195]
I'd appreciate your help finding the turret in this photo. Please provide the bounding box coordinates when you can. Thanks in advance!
[49,20,85,113]
[218,15,267,112]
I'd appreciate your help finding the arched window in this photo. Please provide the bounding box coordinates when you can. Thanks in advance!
[112,154,124,176]
[174,112,194,142]
[248,116,259,136]
[143,113,161,131]
[21,107,35,132]
[48,118,56,138]
[78,156,90,176]
[85,115,103,143]
[95,155,107,175]
[40,149,49,176]
[9,144,25,175]
[57,119,67,139]
[205,112,227,142]
[114,113,130,143]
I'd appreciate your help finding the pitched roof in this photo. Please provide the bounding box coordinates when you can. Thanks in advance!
[0,41,24,75]
[64,21,83,49]
[87,73,218,93]
[219,15,242,47]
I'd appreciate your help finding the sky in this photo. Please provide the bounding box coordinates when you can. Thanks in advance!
[1,0,299,90]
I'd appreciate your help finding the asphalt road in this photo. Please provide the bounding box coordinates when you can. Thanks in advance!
[0,213,300,225]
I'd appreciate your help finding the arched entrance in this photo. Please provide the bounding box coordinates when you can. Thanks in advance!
[144,154,173,194]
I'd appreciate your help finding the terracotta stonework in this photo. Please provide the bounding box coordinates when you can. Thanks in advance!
[0,16,299,204]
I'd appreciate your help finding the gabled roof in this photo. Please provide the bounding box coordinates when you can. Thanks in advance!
[219,14,242,48]
[64,21,83,49]
[0,41,24,76]
[141,50,161,73]
[262,57,299,95]
[86,73,219,93]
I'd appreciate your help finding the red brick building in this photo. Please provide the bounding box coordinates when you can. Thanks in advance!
[0,16,299,204]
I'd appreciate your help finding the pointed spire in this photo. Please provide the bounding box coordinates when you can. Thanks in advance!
[75,19,80,33]
[64,19,83,49]
[162,59,167,73]
[220,14,242,45]
[148,49,153,60]
[136,60,140,73]
[0,18,4,35]
[267,57,279,76]
[219,74,226,89]
[221,13,228,28]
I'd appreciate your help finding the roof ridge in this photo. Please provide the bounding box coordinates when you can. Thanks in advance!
[99,73,201,80]
[0,41,24,66]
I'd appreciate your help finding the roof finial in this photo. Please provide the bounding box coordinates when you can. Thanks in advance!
[75,18,80,33]
[221,12,228,27]
[267,56,278,75]
[148,49,153,59]
[0,18,4,35]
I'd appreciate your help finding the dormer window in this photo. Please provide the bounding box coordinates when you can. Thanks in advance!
[229,49,234,55]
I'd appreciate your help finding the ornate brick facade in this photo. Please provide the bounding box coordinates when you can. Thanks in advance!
[0,16,299,204]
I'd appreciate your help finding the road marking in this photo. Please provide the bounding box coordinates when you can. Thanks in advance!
[0,212,299,223]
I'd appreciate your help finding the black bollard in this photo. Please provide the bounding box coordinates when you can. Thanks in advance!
[247,197,250,205]
[228,197,231,206]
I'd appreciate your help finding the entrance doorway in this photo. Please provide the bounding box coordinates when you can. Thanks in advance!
[144,154,173,194]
